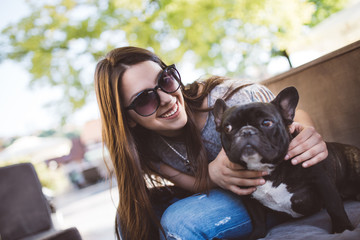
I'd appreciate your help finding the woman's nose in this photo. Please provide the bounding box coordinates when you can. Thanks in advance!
[157,89,173,106]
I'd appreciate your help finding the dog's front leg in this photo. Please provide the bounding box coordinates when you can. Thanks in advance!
[308,164,354,233]
[242,196,268,240]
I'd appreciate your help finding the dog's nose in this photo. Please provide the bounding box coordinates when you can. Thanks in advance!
[240,126,257,137]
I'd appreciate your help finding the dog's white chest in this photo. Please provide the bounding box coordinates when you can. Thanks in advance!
[252,181,303,218]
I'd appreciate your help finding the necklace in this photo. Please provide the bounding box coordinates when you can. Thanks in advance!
[160,136,191,171]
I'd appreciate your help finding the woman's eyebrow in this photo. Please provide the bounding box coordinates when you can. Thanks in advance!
[129,68,164,102]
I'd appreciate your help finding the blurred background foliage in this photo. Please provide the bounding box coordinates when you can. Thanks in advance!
[0,0,349,122]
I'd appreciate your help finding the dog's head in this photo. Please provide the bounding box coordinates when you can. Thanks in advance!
[213,87,299,171]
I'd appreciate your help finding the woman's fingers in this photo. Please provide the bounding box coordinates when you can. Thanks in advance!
[223,164,267,178]
[287,125,315,152]
[229,175,266,187]
[300,150,328,168]
[219,168,266,196]
[227,174,265,196]
[286,123,328,167]
[290,143,328,167]
[226,160,246,170]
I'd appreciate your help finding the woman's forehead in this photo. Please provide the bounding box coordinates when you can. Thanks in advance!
[123,61,161,83]
[121,61,162,101]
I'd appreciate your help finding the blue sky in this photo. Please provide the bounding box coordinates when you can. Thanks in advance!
[0,0,45,138]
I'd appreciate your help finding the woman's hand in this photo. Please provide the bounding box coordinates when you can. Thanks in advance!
[285,122,328,168]
[208,149,267,196]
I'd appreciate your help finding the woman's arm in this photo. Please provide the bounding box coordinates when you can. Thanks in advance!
[159,153,266,195]
[158,163,198,192]
[285,109,328,168]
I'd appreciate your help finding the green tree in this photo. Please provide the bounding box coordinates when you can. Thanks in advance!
[0,0,348,122]
[308,0,349,27]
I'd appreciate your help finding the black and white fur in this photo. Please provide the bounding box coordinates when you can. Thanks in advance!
[213,87,360,239]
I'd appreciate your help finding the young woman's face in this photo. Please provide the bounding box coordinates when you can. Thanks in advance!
[121,61,188,137]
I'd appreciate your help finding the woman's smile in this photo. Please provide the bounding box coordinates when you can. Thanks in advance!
[159,100,180,119]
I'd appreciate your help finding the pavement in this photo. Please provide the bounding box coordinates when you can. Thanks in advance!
[53,180,119,240]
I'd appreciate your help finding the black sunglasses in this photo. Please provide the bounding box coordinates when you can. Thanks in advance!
[125,64,181,117]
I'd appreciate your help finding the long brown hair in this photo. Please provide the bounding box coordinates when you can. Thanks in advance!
[94,47,226,240]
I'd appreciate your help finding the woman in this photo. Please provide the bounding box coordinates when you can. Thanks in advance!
[94,46,327,240]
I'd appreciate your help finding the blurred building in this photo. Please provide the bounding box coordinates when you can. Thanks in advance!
[45,138,85,166]
[80,119,102,146]
[80,119,110,185]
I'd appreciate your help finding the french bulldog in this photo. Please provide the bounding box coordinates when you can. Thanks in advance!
[213,86,360,239]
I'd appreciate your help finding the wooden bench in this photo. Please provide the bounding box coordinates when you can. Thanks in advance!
[262,40,360,149]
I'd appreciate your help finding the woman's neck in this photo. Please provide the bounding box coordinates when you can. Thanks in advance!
[160,131,186,142]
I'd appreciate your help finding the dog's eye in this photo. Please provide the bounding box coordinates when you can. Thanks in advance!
[262,120,273,127]
[224,124,232,133]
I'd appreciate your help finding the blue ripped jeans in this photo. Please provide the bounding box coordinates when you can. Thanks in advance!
[159,189,287,240]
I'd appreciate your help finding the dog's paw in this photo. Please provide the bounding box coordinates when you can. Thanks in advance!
[332,222,354,233]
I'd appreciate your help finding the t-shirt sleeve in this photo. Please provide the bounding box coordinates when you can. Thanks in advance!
[208,81,275,108]
[246,84,275,103]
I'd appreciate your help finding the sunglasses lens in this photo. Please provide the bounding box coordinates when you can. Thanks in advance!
[159,67,180,93]
[133,91,159,116]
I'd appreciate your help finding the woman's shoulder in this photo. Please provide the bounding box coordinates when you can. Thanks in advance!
[207,79,250,104]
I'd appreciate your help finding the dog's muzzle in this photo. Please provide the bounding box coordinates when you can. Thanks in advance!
[240,126,258,137]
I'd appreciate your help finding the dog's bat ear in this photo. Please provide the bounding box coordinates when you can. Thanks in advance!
[271,87,299,124]
[213,98,228,131]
